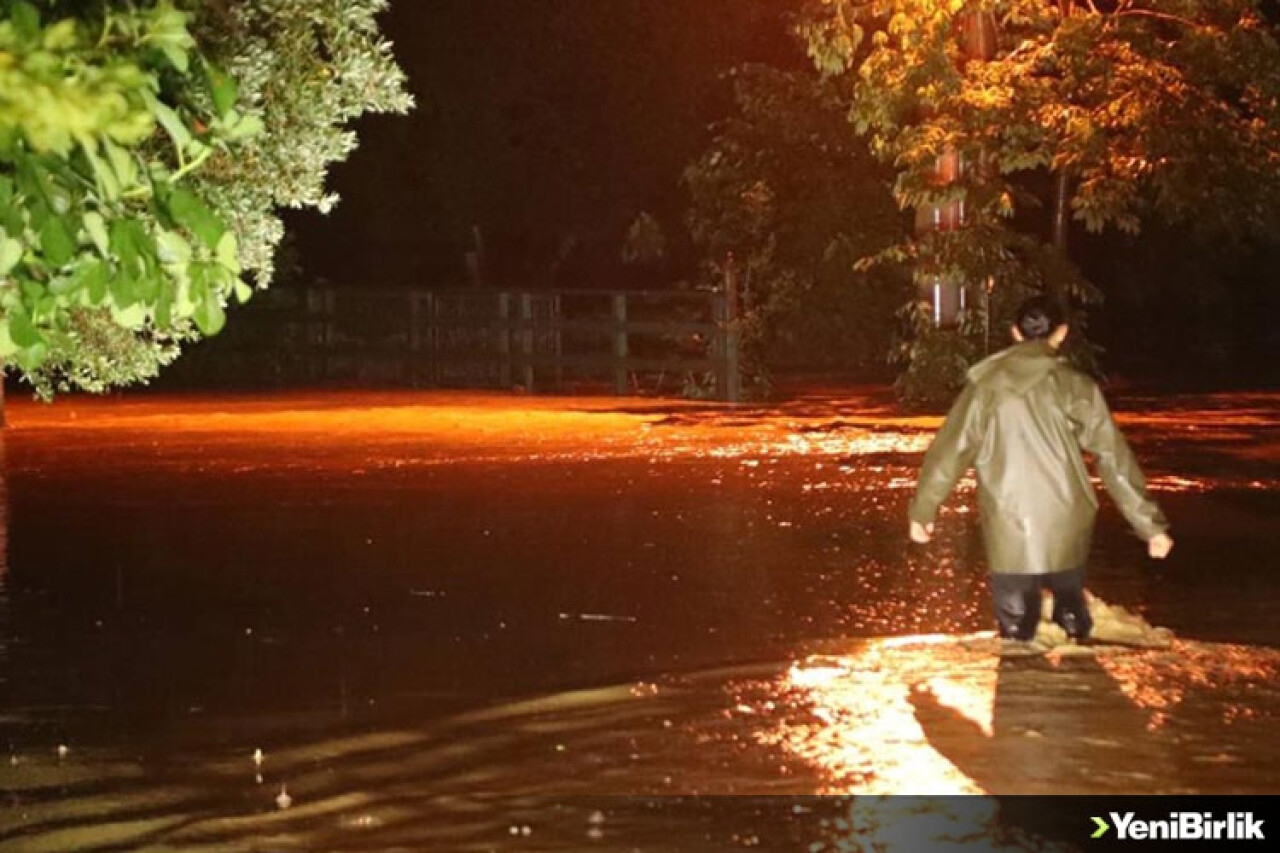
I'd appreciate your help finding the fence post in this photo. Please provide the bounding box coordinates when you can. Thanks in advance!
[520,292,535,392]
[303,287,317,382]
[325,288,336,384]
[497,292,512,388]
[408,291,421,386]
[430,291,442,386]
[306,286,335,383]
[553,294,564,390]
[721,259,742,403]
[611,293,629,395]
[424,291,436,386]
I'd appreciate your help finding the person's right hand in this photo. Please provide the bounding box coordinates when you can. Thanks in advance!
[909,521,934,544]
[1148,532,1174,560]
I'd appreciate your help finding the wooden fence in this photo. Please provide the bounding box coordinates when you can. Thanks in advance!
[237,286,742,402]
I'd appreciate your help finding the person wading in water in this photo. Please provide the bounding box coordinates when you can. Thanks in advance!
[908,296,1174,651]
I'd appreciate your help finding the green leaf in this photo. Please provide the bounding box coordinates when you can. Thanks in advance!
[153,102,193,152]
[216,231,240,274]
[63,261,105,299]
[161,45,190,73]
[111,303,147,328]
[145,1,195,72]
[205,63,239,118]
[39,217,76,267]
[83,211,110,256]
[234,279,254,304]
[86,261,109,303]
[0,177,20,230]
[134,269,161,303]
[109,218,147,272]
[43,19,79,50]
[110,270,138,308]
[0,233,23,275]
[83,144,121,201]
[155,291,174,328]
[10,1,40,42]
[8,310,42,348]
[228,114,265,140]
[188,261,211,304]
[15,341,49,372]
[0,321,16,359]
[194,293,226,335]
[184,138,211,161]
[48,273,80,296]
[104,140,139,190]
[35,294,57,321]
[20,278,45,305]
[167,188,225,250]
[155,229,192,266]
[0,204,21,236]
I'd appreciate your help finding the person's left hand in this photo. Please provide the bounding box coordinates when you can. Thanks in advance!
[1148,532,1174,560]
[909,521,934,544]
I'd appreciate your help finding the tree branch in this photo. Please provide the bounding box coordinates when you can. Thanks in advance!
[1112,9,1200,29]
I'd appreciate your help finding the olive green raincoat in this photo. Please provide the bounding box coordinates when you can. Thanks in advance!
[908,340,1168,574]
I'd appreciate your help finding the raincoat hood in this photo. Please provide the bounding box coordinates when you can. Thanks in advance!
[967,340,1060,396]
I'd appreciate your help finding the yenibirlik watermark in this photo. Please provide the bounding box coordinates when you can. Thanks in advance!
[1092,812,1265,841]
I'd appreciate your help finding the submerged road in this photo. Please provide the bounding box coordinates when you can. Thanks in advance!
[0,389,1277,850]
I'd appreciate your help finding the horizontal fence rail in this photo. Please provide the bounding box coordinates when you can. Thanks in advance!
[214,286,742,402]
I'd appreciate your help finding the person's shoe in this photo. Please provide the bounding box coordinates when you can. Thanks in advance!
[998,638,1050,657]
[1052,634,1103,656]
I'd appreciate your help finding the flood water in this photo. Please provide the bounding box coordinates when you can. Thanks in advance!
[0,389,1277,851]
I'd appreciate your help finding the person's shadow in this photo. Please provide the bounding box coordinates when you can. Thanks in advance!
[909,652,1176,795]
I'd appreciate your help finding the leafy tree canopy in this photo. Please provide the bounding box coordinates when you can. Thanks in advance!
[684,64,907,387]
[0,0,411,398]
[798,0,1280,401]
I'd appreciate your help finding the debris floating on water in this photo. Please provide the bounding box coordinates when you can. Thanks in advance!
[558,613,637,623]
[342,814,382,829]
[276,785,292,810]
[1034,595,1175,650]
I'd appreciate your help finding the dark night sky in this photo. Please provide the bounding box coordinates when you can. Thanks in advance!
[291,1,797,289]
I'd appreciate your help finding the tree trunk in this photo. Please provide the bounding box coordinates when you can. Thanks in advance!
[1053,169,1071,256]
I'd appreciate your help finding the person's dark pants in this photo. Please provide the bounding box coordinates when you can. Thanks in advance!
[989,568,1092,641]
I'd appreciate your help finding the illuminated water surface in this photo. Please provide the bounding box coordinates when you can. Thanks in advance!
[0,390,1276,850]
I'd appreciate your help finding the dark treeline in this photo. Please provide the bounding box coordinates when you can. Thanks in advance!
[268,2,1275,387]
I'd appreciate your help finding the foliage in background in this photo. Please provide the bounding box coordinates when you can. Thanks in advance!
[621,211,667,268]
[684,64,908,396]
[798,0,1280,404]
[0,0,411,398]
[0,0,246,395]
[189,0,413,286]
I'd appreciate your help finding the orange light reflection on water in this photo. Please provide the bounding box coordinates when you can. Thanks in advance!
[1096,640,1280,731]
[752,635,1000,795]
[9,392,1279,492]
